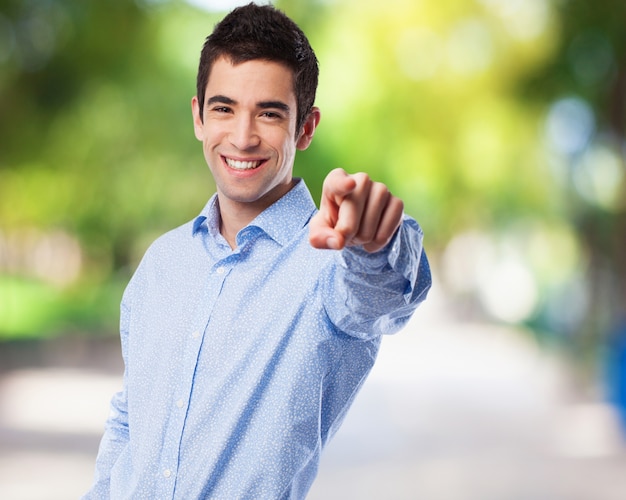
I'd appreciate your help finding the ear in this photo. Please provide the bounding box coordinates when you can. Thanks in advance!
[296,107,321,151]
[191,96,204,141]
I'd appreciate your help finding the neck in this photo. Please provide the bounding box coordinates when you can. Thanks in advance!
[216,180,297,249]
[217,196,279,249]
[218,203,255,250]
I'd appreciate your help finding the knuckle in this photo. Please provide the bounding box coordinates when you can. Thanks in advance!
[372,181,388,192]
[389,196,404,213]
[372,182,391,202]
[330,168,348,185]
[352,172,370,185]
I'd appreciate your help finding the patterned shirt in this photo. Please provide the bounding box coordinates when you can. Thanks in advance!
[84,179,431,499]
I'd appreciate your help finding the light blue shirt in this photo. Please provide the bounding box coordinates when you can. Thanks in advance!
[85,179,430,499]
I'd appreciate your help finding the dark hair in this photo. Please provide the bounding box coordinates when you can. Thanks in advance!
[196,3,319,135]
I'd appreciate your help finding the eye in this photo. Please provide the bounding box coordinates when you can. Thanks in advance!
[261,111,282,120]
[210,106,232,114]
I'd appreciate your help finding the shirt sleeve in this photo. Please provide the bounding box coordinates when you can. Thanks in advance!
[82,296,132,499]
[323,214,431,340]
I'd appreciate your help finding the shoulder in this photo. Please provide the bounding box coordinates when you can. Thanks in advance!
[143,219,197,258]
[122,219,203,301]
[129,219,199,279]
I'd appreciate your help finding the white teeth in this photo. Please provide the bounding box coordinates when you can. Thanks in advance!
[225,158,262,170]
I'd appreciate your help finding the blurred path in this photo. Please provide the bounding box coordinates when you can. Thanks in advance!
[309,311,626,500]
[2,290,626,499]
[0,337,122,500]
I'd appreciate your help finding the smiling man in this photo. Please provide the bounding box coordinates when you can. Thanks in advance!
[191,57,317,247]
[84,3,431,499]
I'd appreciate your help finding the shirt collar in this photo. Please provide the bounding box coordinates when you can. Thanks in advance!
[192,178,317,246]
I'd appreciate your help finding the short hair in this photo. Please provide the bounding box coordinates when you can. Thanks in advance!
[196,3,319,135]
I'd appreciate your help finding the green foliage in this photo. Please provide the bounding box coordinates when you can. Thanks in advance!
[0,0,215,253]
[0,275,124,339]
[1,0,217,338]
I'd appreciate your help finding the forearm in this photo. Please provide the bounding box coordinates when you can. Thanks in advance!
[324,215,431,339]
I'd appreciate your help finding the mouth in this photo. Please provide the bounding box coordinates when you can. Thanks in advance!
[223,156,264,171]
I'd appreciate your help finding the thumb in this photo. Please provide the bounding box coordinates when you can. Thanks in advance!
[308,211,344,250]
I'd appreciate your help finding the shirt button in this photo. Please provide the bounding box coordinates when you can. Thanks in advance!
[163,469,172,478]
[191,331,200,339]
[176,399,184,408]
[216,266,225,275]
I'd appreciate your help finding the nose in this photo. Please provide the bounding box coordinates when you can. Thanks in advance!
[229,114,261,150]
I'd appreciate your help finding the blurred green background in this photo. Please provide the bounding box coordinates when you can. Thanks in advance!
[1,0,625,388]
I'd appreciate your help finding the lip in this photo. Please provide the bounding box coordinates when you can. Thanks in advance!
[221,155,268,176]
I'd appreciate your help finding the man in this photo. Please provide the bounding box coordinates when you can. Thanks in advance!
[85,3,431,499]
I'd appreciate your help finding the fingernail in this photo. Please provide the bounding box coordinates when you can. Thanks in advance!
[327,237,340,250]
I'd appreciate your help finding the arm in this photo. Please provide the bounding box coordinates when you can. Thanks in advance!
[82,299,131,498]
[310,168,431,338]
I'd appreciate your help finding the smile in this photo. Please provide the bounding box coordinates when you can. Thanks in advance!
[224,157,264,170]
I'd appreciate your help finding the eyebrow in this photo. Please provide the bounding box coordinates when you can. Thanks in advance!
[206,95,236,106]
[206,95,291,114]
[258,101,291,114]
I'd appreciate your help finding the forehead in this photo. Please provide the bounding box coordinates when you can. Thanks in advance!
[205,57,296,105]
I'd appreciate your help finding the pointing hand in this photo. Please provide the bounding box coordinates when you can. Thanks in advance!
[309,168,404,253]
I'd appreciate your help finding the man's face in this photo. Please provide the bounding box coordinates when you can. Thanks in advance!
[192,57,318,218]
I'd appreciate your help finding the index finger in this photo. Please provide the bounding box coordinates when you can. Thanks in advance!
[319,168,357,210]
[332,172,370,240]
[308,169,357,251]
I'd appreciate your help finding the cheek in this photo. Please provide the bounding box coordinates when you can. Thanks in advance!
[201,140,212,158]
[272,132,297,159]
[201,129,220,153]
[282,141,297,164]
[201,138,220,170]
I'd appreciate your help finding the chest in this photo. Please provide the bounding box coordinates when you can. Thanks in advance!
[127,237,336,382]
